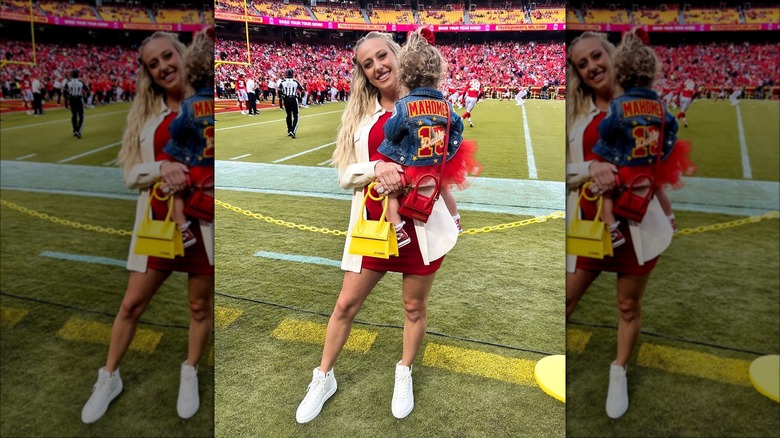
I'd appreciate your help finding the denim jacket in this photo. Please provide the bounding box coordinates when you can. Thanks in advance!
[593,87,678,166]
[378,87,464,166]
[163,87,215,166]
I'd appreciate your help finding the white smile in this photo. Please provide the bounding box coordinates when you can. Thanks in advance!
[377,70,390,82]
[591,70,605,82]
[162,70,177,83]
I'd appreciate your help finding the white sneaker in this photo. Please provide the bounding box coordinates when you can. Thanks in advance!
[177,362,199,419]
[81,367,123,424]
[606,361,629,419]
[296,367,337,423]
[391,361,414,419]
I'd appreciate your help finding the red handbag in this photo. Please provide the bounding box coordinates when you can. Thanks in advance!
[398,174,440,222]
[612,174,653,222]
[397,105,451,223]
[184,174,214,223]
[612,100,664,223]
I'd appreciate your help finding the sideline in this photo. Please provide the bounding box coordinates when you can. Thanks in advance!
[735,104,752,179]
[521,105,538,179]
[58,141,122,163]
[272,142,336,163]
[215,109,343,132]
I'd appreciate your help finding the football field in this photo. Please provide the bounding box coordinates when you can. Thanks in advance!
[566,99,780,437]
[0,104,215,437]
[213,98,569,437]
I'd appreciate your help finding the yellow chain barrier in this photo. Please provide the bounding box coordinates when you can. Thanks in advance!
[674,211,779,236]
[216,199,564,236]
[0,199,132,236]
[3,197,777,239]
[215,199,347,236]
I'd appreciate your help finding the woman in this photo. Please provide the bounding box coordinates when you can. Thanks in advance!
[295,32,459,424]
[80,31,214,424]
[565,32,673,420]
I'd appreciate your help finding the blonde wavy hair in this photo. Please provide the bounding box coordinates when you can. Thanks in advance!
[117,32,186,174]
[332,32,401,172]
[613,29,660,91]
[398,29,446,91]
[566,31,615,126]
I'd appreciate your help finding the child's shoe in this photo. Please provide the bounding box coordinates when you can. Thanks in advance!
[181,222,197,249]
[610,222,626,249]
[395,223,411,248]
[668,215,677,233]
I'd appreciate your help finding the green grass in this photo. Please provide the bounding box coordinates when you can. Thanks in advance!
[214,99,566,181]
[214,190,566,437]
[0,104,132,166]
[676,99,779,182]
[0,104,214,437]
[213,98,567,435]
[566,209,780,437]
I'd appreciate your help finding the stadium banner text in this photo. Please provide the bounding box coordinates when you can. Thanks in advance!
[567,22,780,32]
[214,12,565,32]
[0,12,207,31]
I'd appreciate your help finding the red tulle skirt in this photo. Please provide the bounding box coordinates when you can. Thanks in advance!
[615,140,696,190]
[403,139,482,190]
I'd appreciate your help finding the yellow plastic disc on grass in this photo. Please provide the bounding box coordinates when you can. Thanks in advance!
[534,354,565,403]
[749,354,779,403]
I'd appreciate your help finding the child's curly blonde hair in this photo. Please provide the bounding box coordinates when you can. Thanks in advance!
[613,28,660,91]
[184,30,214,91]
[398,28,446,91]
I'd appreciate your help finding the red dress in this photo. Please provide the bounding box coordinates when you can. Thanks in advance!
[361,112,444,275]
[576,111,658,275]
[147,112,213,275]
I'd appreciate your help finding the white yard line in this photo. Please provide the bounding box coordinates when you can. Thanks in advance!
[0,110,128,132]
[272,142,336,163]
[521,105,538,179]
[15,153,37,160]
[230,153,252,160]
[735,105,752,179]
[103,158,118,166]
[215,110,343,131]
[58,142,121,163]
[318,158,333,166]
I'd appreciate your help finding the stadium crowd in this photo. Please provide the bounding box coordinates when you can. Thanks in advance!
[655,41,779,90]
[1,39,138,104]
[214,36,565,103]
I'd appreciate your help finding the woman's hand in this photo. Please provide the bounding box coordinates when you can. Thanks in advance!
[160,160,189,193]
[589,161,618,193]
[374,161,404,194]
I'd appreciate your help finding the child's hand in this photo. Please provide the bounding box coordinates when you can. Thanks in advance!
[160,161,189,193]
[588,161,618,193]
[374,162,404,193]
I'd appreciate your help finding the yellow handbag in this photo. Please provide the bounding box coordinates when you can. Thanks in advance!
[134,183,184,259]
[567,182,613,259]
[348,183,399,259]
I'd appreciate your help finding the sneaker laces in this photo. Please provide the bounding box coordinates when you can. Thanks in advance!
[394,373,411,401]
[303,376,326,406]
[180,372,197,397]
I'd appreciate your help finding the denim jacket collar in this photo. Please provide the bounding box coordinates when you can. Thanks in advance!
[621,87,660,99]
[406,86,445,99]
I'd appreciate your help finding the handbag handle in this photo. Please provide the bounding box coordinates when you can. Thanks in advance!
[355,182,389,233]
[144,181,175,223]
[574,181,604,230]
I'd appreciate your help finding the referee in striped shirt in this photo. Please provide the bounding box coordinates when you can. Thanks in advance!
[280,69,303,139]
[64,69,89,138]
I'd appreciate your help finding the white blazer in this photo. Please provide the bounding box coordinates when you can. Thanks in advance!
[340,100,459,273]
[565,100,673,273]
[124,98,215,272]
